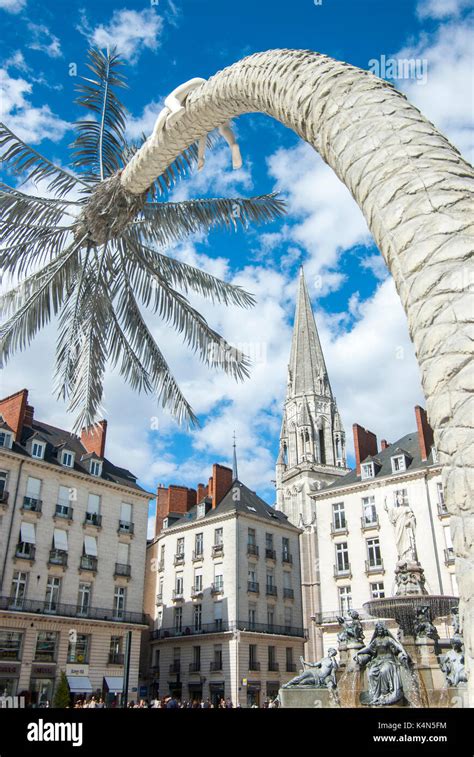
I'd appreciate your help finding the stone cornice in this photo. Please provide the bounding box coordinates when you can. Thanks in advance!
[309,465,442,500]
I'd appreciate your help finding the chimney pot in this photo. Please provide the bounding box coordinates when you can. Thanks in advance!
[352,423,378,475]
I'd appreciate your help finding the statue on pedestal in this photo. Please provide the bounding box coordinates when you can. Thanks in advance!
[282,649,338,689]
[355,622,412,706]
[384,493,417,563]
[337,609,365,646]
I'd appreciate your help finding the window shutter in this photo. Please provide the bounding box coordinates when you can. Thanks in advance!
[117,542,129,564]
[84,536,98,557]
[20,522,36,544]
[87,494,100,514]
[26,477,41,498]
[53,529,68,551]
[120,503,132,522]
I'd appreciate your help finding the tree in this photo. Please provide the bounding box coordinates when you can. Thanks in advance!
[0,48,285,431]
[53,671,71,708]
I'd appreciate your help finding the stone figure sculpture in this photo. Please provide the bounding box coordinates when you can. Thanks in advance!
[337,609,365,645]
[282,649,338,689]
[414,605,440,644]
[441,637,468,687]
[355,622,412,706]
[451,606,461,638]
[384,494,417,563]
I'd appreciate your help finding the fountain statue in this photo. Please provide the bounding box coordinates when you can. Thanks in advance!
[414,605,440,645]
[441,636,467,687]
[282,649,338,690]
[337,609,365,645]
[355,622,413,706]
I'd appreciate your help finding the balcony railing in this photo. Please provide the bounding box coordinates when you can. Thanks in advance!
[330,522,348,536]
[268,662,279,672]
[48,549,68,566]
[55,504,73,520]
[80,555,97,572]
[247,544,259,557]
[444,547,455,566]
[0,595,145,624]
[84,512,102,527]
[114,563,131,577]
[361,514,380,531]
[212,543,224,556]
[118,520,134,535]
[192,550,204,561]
[191,586,203,598]
[211,583,224,595]
[283,588,294,600]
[333,564,351,579]
[365,559,384,575]
[189,662,201,673]
[15,544,35,561]
[286,663,297,672]
[108,653,124,665]
[282,553,293,565]
[174,553,185,566]
[266,585,277,597]
[150,620,306,641]
[247,581,259,594]
[210,661,222,671]
[169,662,181,674]
[22,496,42,513]
[0,490,9,505]
[172,589,184,601]
[265,548,276,560]
[249,661,260,671]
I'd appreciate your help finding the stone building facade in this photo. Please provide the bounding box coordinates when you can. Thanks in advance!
[0,389,150,705]
[143,464,305,706]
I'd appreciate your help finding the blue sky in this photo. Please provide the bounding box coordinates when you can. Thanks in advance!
[1,0,473,531]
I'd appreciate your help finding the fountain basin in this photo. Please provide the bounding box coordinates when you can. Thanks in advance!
[363,595,458,635]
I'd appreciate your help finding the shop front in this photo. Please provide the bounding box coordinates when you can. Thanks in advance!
[0,662,20,698]
[188,681,203,704]
[246,681,261,708]
[209,681,225,707]
[30,663,56,707]
[103,676,124,707]
[66,664,93,702]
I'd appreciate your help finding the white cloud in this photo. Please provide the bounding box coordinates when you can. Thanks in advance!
[417,0,471,19]
[79,8,164,64]
[0,0,26,13]
[126,101,164,141]
[0,68,69,143]
[28,23,62,58]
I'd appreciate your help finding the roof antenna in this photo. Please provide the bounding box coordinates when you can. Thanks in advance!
[232,430,239,481]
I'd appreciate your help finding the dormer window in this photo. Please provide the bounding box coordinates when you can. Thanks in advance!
[197,502,206,519]
[163,518,169,529]
[361,462,375,480]
[90,460,102,477]
[391,455,406,473]
[60,449,75,468]
[31,441,46,460]
[0,431,13,450]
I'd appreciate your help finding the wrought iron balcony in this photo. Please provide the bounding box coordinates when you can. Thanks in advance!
[55,504,73,520]
[211,582,224,595]
[265,548,276,560]
[444,547,455,566]
[361,514,380,531]
[108,653,124,665]
[48,549,68,566]
[266,585,277,597]
[84,512,102,527]
[15,543,35,561]
[210,661,222,671]
[114,562,131,577]
[249,661,260,671]
[247,543,259,557]
[365,559,384,575]
[283,588,294,600]
[333,564,352,579]
[22,496,42,513]
[192,550,204,561]
[330,522,348,536]
[172,589,184,601]
[282,553,293,565]
[169,662,181,674]
[247,581,259,594]
[0,595,145,624]
[79,555,98,572]
[149,620,306,641]
[191,586,203,598]
[189,662,201,673]
[268,662,279,672]
[212,543,224,556]
[174,553,185,566]
[118,520,134,535]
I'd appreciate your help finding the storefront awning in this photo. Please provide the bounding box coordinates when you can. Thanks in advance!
[104,676,123,692]
[67,676,93,693]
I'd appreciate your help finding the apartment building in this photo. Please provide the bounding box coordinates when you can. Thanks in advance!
[143,464,305,706]
[0,389,151,705]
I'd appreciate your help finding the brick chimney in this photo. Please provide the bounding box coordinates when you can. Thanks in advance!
[197,483,208,502]
[155,484,197,536]
[80,420,107,458]
[24,404,35,427]
[211,464,233,509]
[0,389,28,441]
[415,405,434,462]
[353,423,378,474]
[380,439,390,451]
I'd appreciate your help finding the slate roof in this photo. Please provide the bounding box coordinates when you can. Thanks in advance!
[166,480,294,530]
[8,419,147,494]
[316,431,437,493]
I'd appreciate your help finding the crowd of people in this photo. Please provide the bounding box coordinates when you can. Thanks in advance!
[70,695,280,708]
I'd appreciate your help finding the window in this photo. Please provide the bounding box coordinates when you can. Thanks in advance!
[248,604,256,630]
[176,537,185,556]
[35,631,57,662]
[338,585,352,614]
[362,496,377,525]
[214,601,223,630]
[332,502,346,531]
[391,455,406,473]
[60,449,74,468]
[110,636,123,664]
[45,576,61,612]
[117,542,130,568]
[67,634,89,664]
[268,646,277,670]
[17,522,36,558]
[31,441,45,459]
[265,533,273,549]
[0,631,22,660]
[77,583,91,616]
[113,586,126,619]
[335,542,350,573]
[90,460,102,477]
[213,644,223,670]
[192,646,201,670]
[85,494,101,525]
[174,606,182,632]
[366,538,382,568]
[286,647,294,672]
[283,572,291,590]
[119,503,133,532]
[10,571,28,608]
[371,582,385,599]
[56,485,73,518]
[24,477,41,509]
[284,606,292,631]
[175,574,184,596]
[214,528,223,546]
[267,606,275,629]
[437,482,447,513]
[193,604,202,632]
[282,537,290,560]
[194,572,203,592]
[248,565,257,588]
[393,489,409,506]
[0,431,13,449]
[214,567,223,592]
[248,528,256,546]
[0,471,7,498]
[194,533,203,556]
[361,462,375,479]
[197,503,206,519]
[249,643,258,669]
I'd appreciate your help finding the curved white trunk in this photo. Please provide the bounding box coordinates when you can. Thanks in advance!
[121,50,474,699]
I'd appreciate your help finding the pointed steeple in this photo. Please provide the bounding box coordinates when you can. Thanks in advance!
[232,431,239,481]
[287,268,331,400]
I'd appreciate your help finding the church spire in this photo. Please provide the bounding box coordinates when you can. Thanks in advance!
[232,431,239,481]
[287,267,331,400]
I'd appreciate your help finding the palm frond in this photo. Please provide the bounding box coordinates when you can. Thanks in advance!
[0,224,74,278]
[0,122,86,197]
[71,48,127,181]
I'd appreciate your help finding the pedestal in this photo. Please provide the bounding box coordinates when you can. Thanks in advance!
[279,687,339,709]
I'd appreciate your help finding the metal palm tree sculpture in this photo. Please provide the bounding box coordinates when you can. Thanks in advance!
[0,49,284,430]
